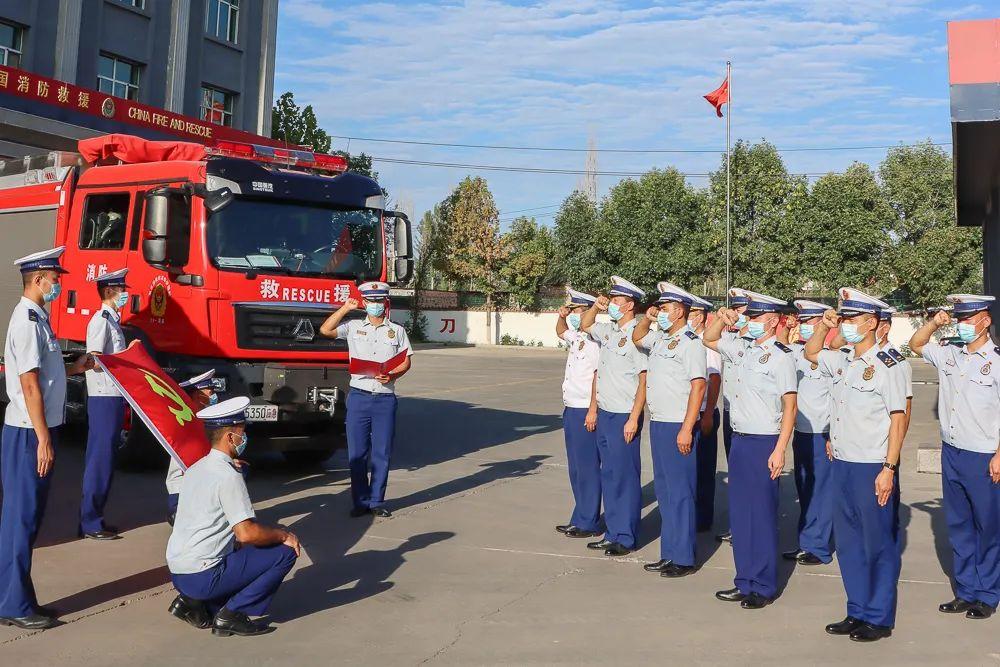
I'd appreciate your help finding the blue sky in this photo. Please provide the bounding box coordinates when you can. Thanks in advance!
[274,0,991,226]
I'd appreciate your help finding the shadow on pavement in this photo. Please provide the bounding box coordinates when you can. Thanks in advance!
[45,565,171,617]
[908,496,952,580]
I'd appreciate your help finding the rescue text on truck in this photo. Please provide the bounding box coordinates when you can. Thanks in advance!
[0,134,413,467]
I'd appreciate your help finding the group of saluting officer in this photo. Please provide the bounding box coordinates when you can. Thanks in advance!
[0,246,412,636]
[556,275,1000,643]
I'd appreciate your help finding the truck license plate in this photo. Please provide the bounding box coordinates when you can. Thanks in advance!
[246,405,279,422]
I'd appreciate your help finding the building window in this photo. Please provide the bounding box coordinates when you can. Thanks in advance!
[113,0,145,8]
[201,86,235,127]
[97,54,140,101]
[206,0,239,43]
[80,194,131,251]
[0,21,23,68]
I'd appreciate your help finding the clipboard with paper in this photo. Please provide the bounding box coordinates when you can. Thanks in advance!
[348,349,408,377]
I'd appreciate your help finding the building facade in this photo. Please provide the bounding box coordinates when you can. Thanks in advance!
[0,0,277,156]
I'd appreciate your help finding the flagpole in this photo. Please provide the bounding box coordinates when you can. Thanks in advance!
[725,60,731,306]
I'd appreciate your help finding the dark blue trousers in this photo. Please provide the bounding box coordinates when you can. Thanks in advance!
[172,544,297,616]
[722,409,733,459]
[791,431,833,563]
[832,459,900,628]
[0,426,55,617]
[596,409,643,550]
[695,408,720,531]
[563,407,602,532]
[942,443,1000,608]
[729,433,779,598]
[651,421,698,566]
[345,390,398,510]
[80,396,124,534]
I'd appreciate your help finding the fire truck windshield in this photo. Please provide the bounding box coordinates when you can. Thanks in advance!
[206,198,383,280]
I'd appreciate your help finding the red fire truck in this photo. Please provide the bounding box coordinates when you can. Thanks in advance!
[0,134,412,466]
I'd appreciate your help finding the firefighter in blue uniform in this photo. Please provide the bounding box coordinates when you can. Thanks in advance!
[704,290,797,609]
[910,294,1000,621]
[555,288,603,539]
[876,306,914,432]
[805,288,907,642]
[319,281,413,518]
[0,247,93,630]
[633,282,707,577]
[166,369,220,526]
[782,299,834,566]
[579,276,647,556]
[79,268,130,541]
[688,296,722,533]
[166,397,300,637]
[717,287,751,544]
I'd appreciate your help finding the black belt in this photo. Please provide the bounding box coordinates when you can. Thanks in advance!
[350,388,396,397]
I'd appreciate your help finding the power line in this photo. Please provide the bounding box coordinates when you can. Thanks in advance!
[499,203,562,215]
[336,134,951,155]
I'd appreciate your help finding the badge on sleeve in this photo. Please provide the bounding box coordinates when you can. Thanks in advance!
[863,366,875,381]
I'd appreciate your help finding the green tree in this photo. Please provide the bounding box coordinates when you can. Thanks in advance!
[553,191,603,291]
[798,163,894,296]
[436,176,508,340]
[706,141,807,300]
[880,142,982,308]
[500,217,556,309]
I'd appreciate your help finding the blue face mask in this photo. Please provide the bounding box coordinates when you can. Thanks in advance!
[234,432,248,457]
[957,322,981,344]
[41,279,61,304]
[567,313,582,330]
[734,314,748,330]
[840,323,865,344]
[746,321,767,339]
[799,323,815,341]
[114,291,129,309]
[656,312,673,331]
[365,302,386,318]
[208,392,219,406]
[607,303,624,322]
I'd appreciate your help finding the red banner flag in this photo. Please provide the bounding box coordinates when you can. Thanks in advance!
[704,76,730,117]
[94,344,210,470]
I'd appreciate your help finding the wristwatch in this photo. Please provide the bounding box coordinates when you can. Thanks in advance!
[883,461,898,472]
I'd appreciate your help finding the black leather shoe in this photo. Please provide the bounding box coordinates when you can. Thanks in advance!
[716,531,732,544]
[0,613,57,630]
[565,527,602,538]
[715,587,745,602]
[741,593,773,609]
[168,594,212,629]
[643,559,670,572]
[555,524,574,534]
[604,543,632,557]
[349,506,369,518]
[849,623,892,642]
[825,616,863,635]
[586,539,613,550]
[966,602,996,620]
[939,598,974,614]
[661,563,696,578]
[81,530,121,541]
[796,551,823,566]
[212,609,274,637]
[782,549,805,561]
[371,507,391,518]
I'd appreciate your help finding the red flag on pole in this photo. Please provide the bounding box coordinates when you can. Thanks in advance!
[94,344,210,470]
[704,76,730,117]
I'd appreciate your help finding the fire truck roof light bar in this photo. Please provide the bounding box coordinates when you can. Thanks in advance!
[208,141,348,174]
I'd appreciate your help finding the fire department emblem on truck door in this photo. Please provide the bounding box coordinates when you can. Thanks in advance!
[149,276,171,320]
[101,97,115,119]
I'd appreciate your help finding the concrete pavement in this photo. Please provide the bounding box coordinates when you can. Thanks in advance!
[1,346,998,665]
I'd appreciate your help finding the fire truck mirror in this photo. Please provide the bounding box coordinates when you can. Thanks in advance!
[142,191,170,266]
[392,213,412,258]
[394,257,414,285]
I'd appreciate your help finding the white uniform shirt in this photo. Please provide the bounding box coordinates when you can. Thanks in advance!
[818,344,907,463]
[922,340,1000,453]
[881,342,913,400]
[590,320,648,414]
[85,304,126,397]
[3,297,66,428]
[721,330,750,410]
[700,333,721,413]
[638,327,707,423]
[561,329,600,409]
[166,449,255,574]
[792,343,831,434]
[336,317,413,394]
[716,336,797,435]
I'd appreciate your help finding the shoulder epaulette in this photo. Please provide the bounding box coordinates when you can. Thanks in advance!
[887,348,905,362]
[27,310,38,322]
[774,341,791,353]
[101,310,112,321]
[840,347,851,353]
[684,330,698,340]
[876,350,896,368]
[940,339,951,347]
[994,346,999,356]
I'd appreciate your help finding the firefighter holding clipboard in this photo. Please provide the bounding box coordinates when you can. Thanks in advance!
[319,281,412,518]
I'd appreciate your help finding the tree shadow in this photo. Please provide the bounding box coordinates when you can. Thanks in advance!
[390,455,549,512]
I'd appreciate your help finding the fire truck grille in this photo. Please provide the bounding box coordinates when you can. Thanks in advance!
[234,304,361,352]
